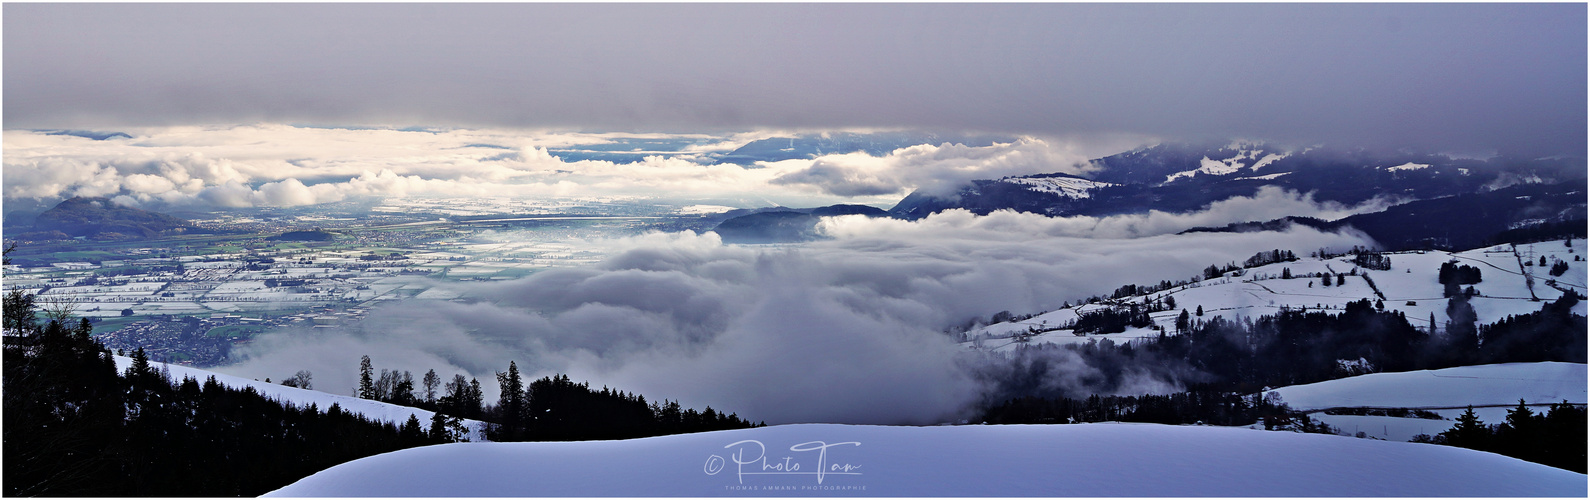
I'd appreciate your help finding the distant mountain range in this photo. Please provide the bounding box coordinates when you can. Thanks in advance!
[891,141,1586,220]
[885,141,1587,250]
[1184,182,1587,251]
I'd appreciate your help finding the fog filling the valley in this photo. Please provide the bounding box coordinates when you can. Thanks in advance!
[224,205,1373,425]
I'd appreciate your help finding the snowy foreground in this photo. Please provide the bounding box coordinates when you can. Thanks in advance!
[112,356,488,441]
[268,422,1586,497]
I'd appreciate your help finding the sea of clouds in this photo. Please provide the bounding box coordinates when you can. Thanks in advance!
[222,210,1373,425]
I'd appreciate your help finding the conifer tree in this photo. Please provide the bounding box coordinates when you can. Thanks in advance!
[1442,406,1490,450]
[468,378,483,418]
[494,362,526,440]
[357,355,375,399]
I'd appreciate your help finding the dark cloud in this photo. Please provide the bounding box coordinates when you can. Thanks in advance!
[4,3,1583,156]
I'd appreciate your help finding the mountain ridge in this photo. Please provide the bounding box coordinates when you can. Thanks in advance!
[889,142,1587,222]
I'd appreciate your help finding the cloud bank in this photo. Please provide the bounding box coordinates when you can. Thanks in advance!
[771,138,1095,197]
[820,185,1400,240]
[221,206,1372,425]
[2,126,1112,210]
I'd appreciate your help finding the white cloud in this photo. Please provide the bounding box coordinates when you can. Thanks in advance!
[220,208,1372,425]
[771,138,1098,197]
[4,126,1143,210]
[820,186,1399,240]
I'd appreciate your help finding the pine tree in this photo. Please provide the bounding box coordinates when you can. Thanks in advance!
[392,371,415,405]
[128,346,153,381]
[1195,305,1203,317]
[1442,406,1490,450]
[468,378,483,418]
[400,414,425,443]
[357,355,375,399]
[495,362,526,440]
[428,411,465,443]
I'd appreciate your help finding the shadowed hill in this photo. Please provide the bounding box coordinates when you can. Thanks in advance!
[32,197,191,239]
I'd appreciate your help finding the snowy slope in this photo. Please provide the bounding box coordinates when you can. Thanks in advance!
[1307,413,1464,443]
[114,356,488,441]
[1162,145,1287,183]
[267,422,1586,497]
[1265,362,1587,442]
[1000,176,1115,199]
[1269,362,1587,411]
[1387,162,1431,172]
[963,239,1587,352]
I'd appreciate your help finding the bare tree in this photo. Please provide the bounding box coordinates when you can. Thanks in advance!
[422,369,440,403]
[283,370,313,390]
[37,295,79,322]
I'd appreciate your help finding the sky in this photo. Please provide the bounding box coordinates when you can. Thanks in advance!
[5,3,1586,157]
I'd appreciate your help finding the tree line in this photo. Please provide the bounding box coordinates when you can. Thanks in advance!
[1414,402,1586,473]
[348,357,761,443]
[3,293,452,496]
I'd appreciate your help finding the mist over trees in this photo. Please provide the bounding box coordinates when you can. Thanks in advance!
[977,291,1586,422]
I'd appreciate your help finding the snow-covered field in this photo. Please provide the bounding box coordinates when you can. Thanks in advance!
[268,422,1586,497]
[1263,362,1586,442]
[1270,362,1587,411]
[113,356,488,441]
[963,239,1587,351]
[1000,175,1114,199]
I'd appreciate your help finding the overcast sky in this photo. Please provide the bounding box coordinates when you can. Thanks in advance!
[5,3,1584,156]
